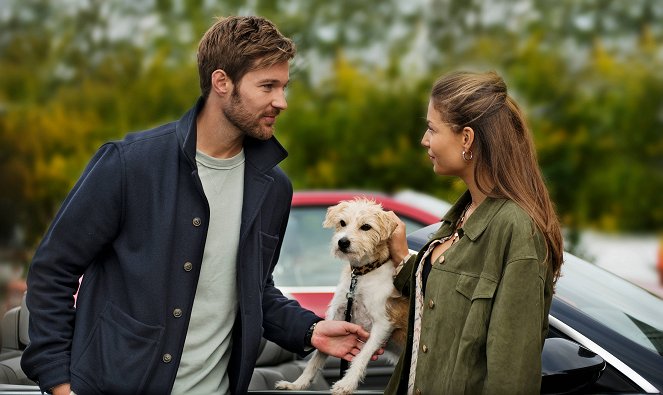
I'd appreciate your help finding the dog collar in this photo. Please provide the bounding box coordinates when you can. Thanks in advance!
[351,259,389,276]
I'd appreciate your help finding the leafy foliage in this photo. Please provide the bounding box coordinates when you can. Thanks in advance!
[0,0,662,254]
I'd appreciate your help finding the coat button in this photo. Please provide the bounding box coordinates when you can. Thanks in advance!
[428,299,435,309]
[192,217,202,227]
[163,353,172,363]
[173,308,183,318]
[183,262,193,272]
[416,389,422,395]
[422,344,428,353]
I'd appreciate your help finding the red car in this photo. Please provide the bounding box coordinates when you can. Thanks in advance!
[274,190,440,317]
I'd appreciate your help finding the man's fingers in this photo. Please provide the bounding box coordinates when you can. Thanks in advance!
[343,322,370,341]
[352,325,370,342]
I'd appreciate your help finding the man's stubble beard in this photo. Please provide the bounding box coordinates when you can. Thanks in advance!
[224,89,275,141]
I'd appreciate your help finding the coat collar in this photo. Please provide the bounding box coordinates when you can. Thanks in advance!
[176,96,288,172]
[438,190,508,242]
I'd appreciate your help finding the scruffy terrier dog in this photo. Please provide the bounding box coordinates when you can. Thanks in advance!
[276,198,409,395]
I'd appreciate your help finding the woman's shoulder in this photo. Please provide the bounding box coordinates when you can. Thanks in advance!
[489,199,546,261]
[484,199,542,245]
[491,199,534,228]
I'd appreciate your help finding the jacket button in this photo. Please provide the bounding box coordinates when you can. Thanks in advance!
[428,299,435,309]
[422,344,428,353]
[416,389,422,395]
[192,217,202,227]
[162,353,172,363]
[183,262,193,272]
[173,308,183,318]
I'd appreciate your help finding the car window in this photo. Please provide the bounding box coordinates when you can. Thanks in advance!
[274,206,425,287]
[555,253,663,356]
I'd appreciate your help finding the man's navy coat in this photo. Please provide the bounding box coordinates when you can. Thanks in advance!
[21,98,320,394]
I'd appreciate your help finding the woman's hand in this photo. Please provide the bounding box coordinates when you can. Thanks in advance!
[387,211,410,265]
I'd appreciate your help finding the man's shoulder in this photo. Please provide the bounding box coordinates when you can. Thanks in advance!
[96,121,181,170]
[118,121,179,146]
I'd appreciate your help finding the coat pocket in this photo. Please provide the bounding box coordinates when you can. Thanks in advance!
[455,274,497,301]
[71,302,164,395]
[260,231,280,269]
[454,274,498,339]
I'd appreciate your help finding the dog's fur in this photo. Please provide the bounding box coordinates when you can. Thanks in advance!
[275,198,408,395]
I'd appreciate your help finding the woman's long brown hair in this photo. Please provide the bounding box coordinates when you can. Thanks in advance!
[431,71,564,283]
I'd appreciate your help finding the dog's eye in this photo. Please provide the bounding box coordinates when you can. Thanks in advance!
[340,220,346,227]
[360,224,372,231]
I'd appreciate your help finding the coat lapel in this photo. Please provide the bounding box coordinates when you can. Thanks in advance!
[174,98,288,242]
[239,136,288,243]
[240,163,271,242]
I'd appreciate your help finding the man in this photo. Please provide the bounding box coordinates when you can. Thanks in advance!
[21,16,371,395]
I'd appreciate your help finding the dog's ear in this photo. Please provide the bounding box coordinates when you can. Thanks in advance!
[323,201,348,228]
[377,210,399,240]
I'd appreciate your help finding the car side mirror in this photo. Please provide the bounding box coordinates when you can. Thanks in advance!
[541,337,606,394]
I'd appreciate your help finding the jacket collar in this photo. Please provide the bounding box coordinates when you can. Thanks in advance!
[438,190,508,242]
[176,96,288,172]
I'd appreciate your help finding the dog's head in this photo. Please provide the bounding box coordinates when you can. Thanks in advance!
[322,198,398,266]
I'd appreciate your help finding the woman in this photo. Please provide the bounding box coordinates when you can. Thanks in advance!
[386,71,563,395]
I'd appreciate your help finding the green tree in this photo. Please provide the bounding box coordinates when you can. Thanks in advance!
[1,0,662,257]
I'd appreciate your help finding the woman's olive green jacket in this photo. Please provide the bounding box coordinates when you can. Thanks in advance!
[385,192,554,395]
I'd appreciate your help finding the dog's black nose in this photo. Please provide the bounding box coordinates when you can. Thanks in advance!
[338,237,351,252]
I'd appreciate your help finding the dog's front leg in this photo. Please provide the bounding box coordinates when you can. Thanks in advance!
[330,323,392,395]
[274,349,328,390]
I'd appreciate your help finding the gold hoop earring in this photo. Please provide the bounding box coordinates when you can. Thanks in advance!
[462,150,473,161]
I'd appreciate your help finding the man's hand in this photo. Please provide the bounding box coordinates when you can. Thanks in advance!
[51,383,71,395]
[311,320,383,362]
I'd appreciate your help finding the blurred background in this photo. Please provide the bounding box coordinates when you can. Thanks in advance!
[1,0,662,312]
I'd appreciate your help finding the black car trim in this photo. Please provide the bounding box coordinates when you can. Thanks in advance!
[549,315,659,393]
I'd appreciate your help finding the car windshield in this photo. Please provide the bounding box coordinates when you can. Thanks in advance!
[555,253,663,356]
[274,206,426,287]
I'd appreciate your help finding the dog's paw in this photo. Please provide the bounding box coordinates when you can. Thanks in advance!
[274,380,307,390]
[331,378,358,395]
[274,380,295,390]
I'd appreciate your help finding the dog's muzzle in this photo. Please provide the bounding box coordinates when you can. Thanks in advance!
[338,237,351,253]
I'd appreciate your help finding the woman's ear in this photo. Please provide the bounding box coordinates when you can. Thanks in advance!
[462,126,475,150]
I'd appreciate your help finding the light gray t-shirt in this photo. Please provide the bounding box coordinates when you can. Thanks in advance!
[171,149,245,395]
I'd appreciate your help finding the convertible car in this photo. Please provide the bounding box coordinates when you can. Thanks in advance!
[2,215,662,394]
